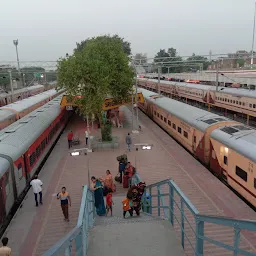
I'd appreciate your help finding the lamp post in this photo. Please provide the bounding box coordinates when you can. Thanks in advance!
[13,39,20,74]
[251,1,256,68]
[69,147,93,184]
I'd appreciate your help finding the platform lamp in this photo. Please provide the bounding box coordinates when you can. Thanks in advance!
[134,143,153,169]
[69,147,93,185]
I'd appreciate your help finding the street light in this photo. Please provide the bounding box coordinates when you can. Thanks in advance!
[13,39,20,74]
[69,147,93,184]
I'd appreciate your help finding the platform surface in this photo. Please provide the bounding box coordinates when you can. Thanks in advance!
[2,106,256,256]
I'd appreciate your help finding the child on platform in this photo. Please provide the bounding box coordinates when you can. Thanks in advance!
[122,197,133,218]
[106,188,113,216]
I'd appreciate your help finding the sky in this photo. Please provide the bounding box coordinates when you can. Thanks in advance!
[0,0,255,62]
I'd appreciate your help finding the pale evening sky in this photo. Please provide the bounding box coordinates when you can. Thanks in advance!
[0,0,255,61]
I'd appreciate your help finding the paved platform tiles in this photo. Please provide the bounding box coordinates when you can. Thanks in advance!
[87,196,184,256]
[2,106,256,255]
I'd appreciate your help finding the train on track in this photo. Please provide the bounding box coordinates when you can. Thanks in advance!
[0,88,65,130]
[138,88,256,208]
[0,82,57,107]
[138,78,256,123]
[0,94,70,235]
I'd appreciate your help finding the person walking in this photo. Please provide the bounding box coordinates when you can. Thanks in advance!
[0,237,11,256]
[57,187,71,222]
[118,160,126,184]
[125,133,132,152]
[85,130,89,145]
[67,130,73,149]
[105,188,113,216]
[30,175,43,207]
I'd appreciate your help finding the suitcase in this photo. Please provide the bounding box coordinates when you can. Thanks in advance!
[123,175,129,188]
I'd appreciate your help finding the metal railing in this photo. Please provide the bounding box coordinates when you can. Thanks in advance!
[142,179,256,256]
[43,185,95,256]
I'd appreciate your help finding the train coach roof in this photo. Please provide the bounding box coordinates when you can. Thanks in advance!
[211,125,256,163]
[139,88,231,132]
[0,95,63,161]
[139,78,256,99]
[0,89,64,113]
[0,158,11,178]
[0,109,15,121]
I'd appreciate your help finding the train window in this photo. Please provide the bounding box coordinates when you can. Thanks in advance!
[249,104,252,108]
[172,123,176,130]
[29,152,36,167]
[168,120,171,126]
[154,111,156,116]
[184,131,188,138]
[227,99,229,103]
[17,163,23,180]
[164,117,167,123]
[242,102,245,106]
[225,98,227,102]
[193,136,196,143]
[239,102,241,105]
[161,115,163,120]
[36,146,41,158]
[157,113,159,118]
[236,101,238,104]
[224,156,228,165]
[235,166,247,182]
[254,178,256,189]
[253,104,256,108]
[178,127,182,134]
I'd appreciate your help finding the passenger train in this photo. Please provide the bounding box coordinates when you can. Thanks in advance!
[138,78,256,122]
[0,88,65,130]
[138,88,256,208]
[0,94,70,235]
[0,82,57,107]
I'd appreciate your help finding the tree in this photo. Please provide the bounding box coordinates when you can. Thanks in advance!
[134,53,147,65]
[236,58,245,68]
[75,34,132,56]
[57,35,134,141]
[186,53,209,70]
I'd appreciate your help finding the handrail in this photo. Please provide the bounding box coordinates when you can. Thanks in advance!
[43,185,95,256]
[142,179,256,256]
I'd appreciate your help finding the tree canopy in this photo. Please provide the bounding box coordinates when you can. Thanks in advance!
[186,53,209,70]
[57,35,134,140]
[75,34,132,56]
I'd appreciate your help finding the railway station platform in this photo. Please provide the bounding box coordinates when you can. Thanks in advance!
[3,106,256,255]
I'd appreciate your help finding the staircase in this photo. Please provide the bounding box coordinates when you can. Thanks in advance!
[87,196,184,256]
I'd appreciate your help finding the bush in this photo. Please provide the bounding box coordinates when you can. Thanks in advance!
[101,122,112,141]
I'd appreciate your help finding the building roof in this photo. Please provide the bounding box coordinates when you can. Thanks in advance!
[0,94,64,161]
[139,88,230,132]
[211,125,256,163]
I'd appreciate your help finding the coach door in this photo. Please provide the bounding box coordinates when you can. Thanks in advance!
[192,130,197,154]
[0,179,6,224]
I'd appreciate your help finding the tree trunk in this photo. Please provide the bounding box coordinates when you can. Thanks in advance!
[97,112,112,142]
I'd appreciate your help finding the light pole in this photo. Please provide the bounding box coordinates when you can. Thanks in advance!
[251,1,256,68]
[13,40,20,74]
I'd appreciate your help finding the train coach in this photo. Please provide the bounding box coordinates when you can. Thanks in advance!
[138,88,256,207]
[138,78,256,123]
[0,85,45,106]
[0,94,70,234]
[0,88,65,130]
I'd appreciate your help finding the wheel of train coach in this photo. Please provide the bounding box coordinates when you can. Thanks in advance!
[138,87,256,208]
[0,94,70,235]
[137,78,256,120]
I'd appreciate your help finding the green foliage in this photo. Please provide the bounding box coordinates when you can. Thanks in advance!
[75,34,132,56]
[236,58,245,67]
[57,35,134,141]
[186,53,210,70]
[101,122,112,141]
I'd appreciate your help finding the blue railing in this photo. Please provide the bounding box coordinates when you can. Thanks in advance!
[43,185,95,256]
[142,179,256,256]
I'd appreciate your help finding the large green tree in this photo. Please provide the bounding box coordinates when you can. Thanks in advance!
[57,35,134,141]
[75,34,132,56]
[186,53,209,70]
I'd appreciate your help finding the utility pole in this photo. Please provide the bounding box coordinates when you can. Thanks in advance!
[251,1,256,68]
[135,74,139,130]
[216,63,219,92]
[209,50,212,62]
[8,71,14,102]
[158,66,161,94]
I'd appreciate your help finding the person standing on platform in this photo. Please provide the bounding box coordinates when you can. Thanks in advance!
[30,175,43,207]
[0,237,11,256]
[85,130,89,145]
[57,187,71,222]
[119,160,126,184]
[67,130,73,149]
[125,133,132,152]
[105,188,113,216]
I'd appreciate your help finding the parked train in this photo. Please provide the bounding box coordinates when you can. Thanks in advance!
[138,88,256,208]
[0,88,65,130]
[138,78,256,122]
[0,94,70,235]
[0,82,57,107]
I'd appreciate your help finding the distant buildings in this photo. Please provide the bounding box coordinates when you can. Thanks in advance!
[208,50,256,70]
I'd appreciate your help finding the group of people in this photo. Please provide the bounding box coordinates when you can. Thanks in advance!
[67,129,89,149]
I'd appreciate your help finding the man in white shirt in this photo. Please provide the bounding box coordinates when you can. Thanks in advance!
[85,130,89,145]
[30,175,43,207]
[0,237,11,256]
